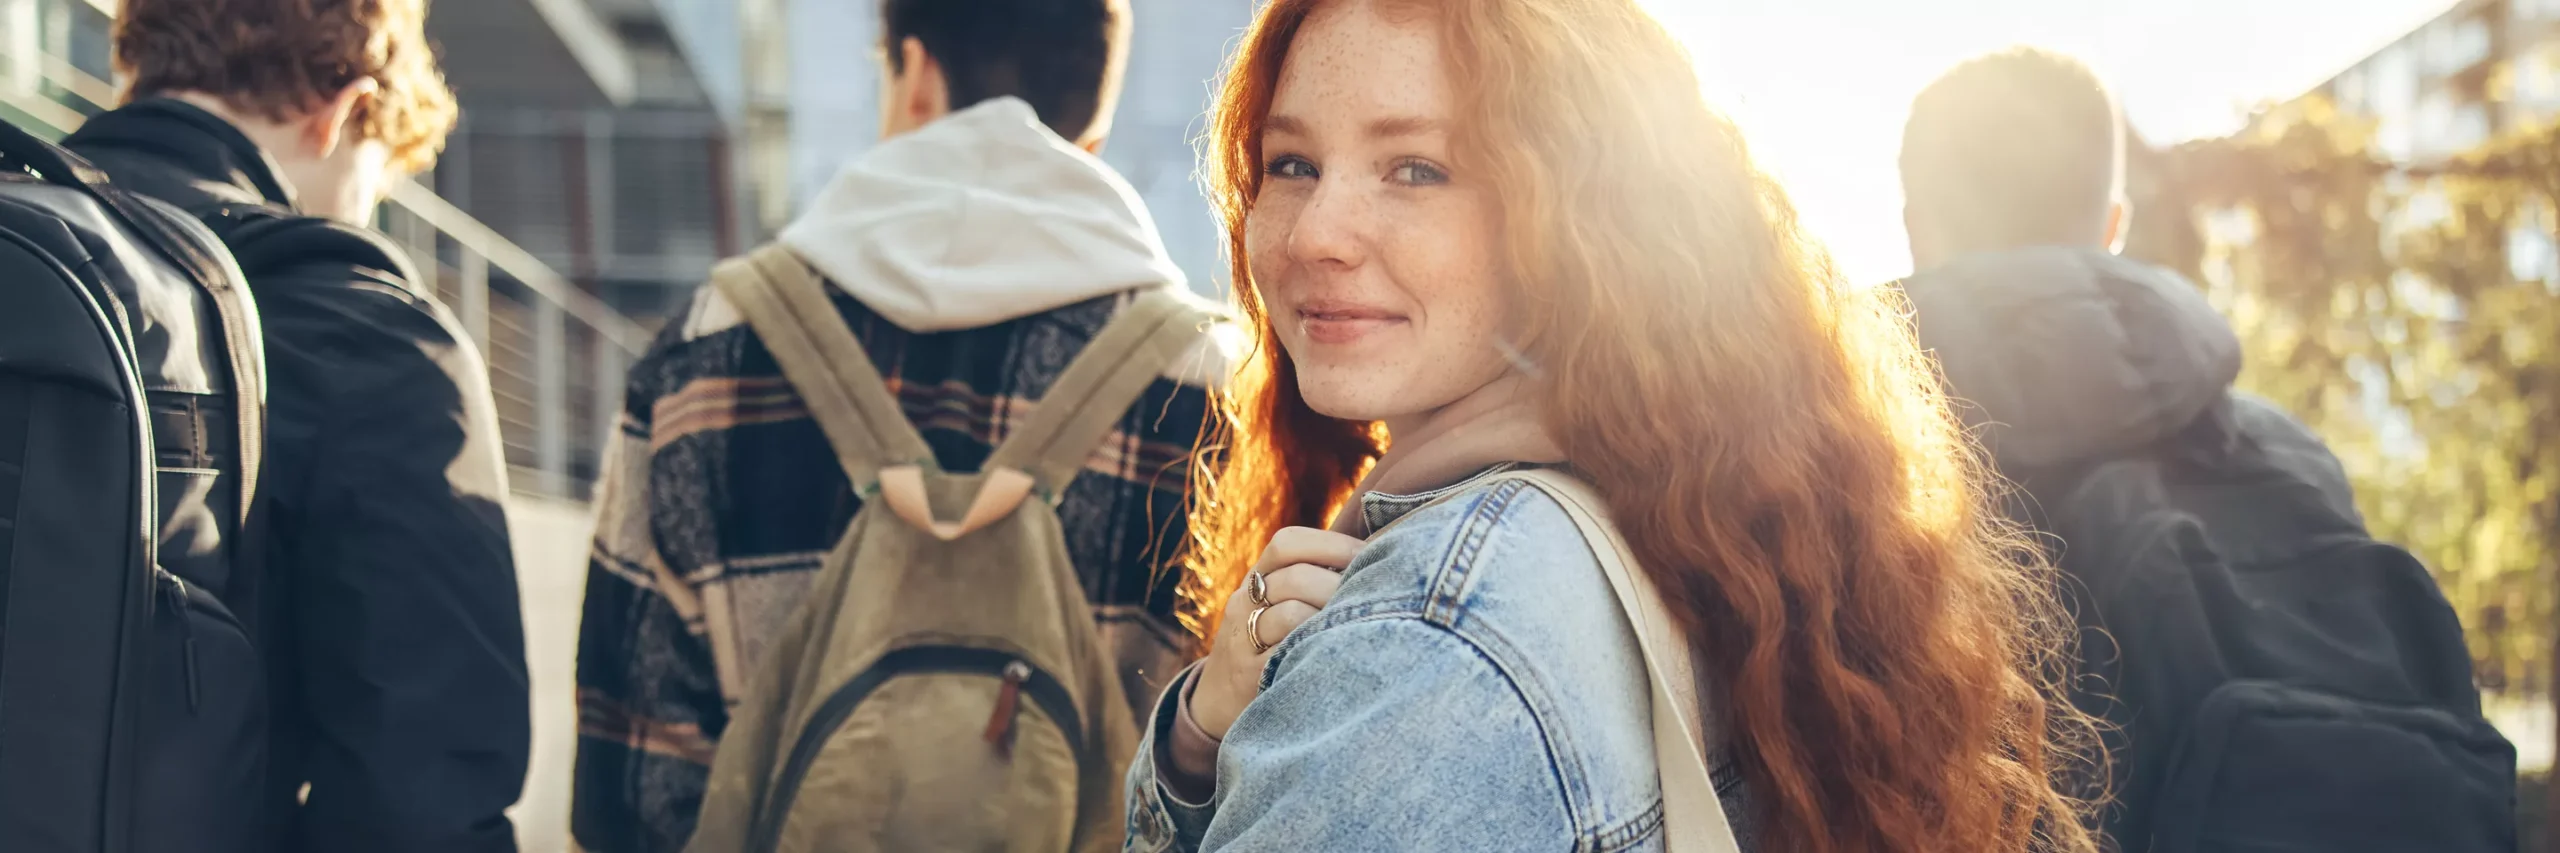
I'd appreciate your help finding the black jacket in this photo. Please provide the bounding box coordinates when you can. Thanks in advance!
[1903,247,2373,843]
[66,99,530,853]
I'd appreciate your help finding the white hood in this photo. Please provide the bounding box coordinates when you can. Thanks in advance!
[778,97,1188,332]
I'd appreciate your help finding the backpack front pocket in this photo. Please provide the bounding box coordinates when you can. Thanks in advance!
[2147,680,2514,853]
[136,566,268,853]
[751,646,1088,853]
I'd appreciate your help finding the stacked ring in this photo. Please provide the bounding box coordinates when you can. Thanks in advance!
[1246,605,1276,654]
[1245,571,1271,608]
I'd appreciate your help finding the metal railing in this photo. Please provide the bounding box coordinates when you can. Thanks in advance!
[3,2,647,500]
[442,106,743,295]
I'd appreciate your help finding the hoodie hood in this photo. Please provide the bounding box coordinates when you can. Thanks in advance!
[1904,246,2241,469]
[779,97,1187,332]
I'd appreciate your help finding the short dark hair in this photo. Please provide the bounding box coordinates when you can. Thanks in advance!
[1900,47,2122,253]
[882,0,1131,144]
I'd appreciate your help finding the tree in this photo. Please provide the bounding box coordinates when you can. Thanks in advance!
[2125,99,2558,717]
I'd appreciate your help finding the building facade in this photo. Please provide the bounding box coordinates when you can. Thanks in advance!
[430,0,793,320]
[2314,0,2560,159]
[2316,0,2506,163]
[2310,0,2560,281]
[438,0,1249,315]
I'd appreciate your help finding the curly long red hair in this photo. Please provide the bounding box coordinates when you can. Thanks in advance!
[1180,1,2101,851]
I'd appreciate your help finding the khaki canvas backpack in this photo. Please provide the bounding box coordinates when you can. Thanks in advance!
[685,246,1209,853]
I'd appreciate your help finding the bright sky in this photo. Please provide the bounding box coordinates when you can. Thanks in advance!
[1641,0,2460,285]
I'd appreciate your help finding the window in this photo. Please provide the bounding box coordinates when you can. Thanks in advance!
[2404,184,2452,231]
[2376,114,2417,162]
[2370,46,2418,116]
[2509,200,2557,284]
[2423,20,2452,73]
[2445,18,2492,73]
[2338,68,2368,113]
[2527,45,2560,104]
[2509,226,2556,284]
[2448,102,2492,151]
[2413,92,2457,156]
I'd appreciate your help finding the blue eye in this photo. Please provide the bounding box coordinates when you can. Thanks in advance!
[1265,155,1318,179]
[1391,160,1450,186]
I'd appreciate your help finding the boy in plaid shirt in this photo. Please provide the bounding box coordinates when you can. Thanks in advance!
[569,2,1224,849]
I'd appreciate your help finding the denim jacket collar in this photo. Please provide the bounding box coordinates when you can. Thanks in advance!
[1357,461,1545,535]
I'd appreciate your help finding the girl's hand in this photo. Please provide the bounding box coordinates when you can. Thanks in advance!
[1189,526,1365,739]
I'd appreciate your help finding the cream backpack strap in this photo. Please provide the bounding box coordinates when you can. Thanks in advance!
[716,245,1024,542]
[1496,469,1743,853]
[983,289,1210,497]
[710,244,936,489]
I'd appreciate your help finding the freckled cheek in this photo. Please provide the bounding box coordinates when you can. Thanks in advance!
[1243,203,1299,285]
[1241,208,1300,355]
[1382,205,1508,335]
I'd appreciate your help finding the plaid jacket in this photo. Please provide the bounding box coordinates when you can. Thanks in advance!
[571,282,1220,853]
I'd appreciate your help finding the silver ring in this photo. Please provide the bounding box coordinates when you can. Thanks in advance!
[1245,571,1271,608]
[1246,605,1276,654]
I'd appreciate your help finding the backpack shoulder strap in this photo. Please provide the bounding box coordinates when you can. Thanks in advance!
[710,244,935,492]
[193,203,421,288]
[984,288,1211,498]
[2,123,266,524]
[1486,468,1744,853]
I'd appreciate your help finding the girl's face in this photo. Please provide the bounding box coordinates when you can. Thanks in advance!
[1247,1,1513,429]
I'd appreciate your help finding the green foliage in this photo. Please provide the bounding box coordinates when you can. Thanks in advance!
[2125,98,2558,699]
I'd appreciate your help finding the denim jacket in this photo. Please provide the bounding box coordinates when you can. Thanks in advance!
[1125,466,1752,851]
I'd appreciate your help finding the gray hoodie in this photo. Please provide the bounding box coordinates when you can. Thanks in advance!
[782,97,1188,328]
[683,96,1230,385]
[1902,246,2359,523]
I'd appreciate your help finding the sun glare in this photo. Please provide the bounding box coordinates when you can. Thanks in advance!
[1640,0,2459,286]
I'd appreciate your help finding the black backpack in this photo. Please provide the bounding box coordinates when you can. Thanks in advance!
[0,119,272,852]
[2017,403,2516,852]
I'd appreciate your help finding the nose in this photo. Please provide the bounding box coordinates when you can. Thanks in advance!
[1285,173,1368,270]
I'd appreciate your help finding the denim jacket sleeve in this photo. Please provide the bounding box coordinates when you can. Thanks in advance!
[1125,615,1577,852]
[1125,475,1688,852]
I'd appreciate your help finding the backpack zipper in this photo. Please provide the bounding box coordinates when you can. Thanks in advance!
[746,646,1086,853]
[984,660,1033,757]
[155,568,199,712]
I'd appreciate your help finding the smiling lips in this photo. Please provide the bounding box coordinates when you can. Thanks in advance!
[1295,301,1406,344]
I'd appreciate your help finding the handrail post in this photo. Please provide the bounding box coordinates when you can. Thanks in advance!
[407,207,437,275]
[459,249,491,354]
[535,298,569,498]
[591,327,624,494]
[587,110,615,278]
[5,0,37,98]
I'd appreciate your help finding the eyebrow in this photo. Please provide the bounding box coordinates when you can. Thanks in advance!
[1364,115,1445,139]
[1261,113,1447,140]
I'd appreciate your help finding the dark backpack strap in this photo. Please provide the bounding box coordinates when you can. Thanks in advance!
[1,120,266,525]
[0,119,237,306]
[184,203,422,527]
[193,203,421,287]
